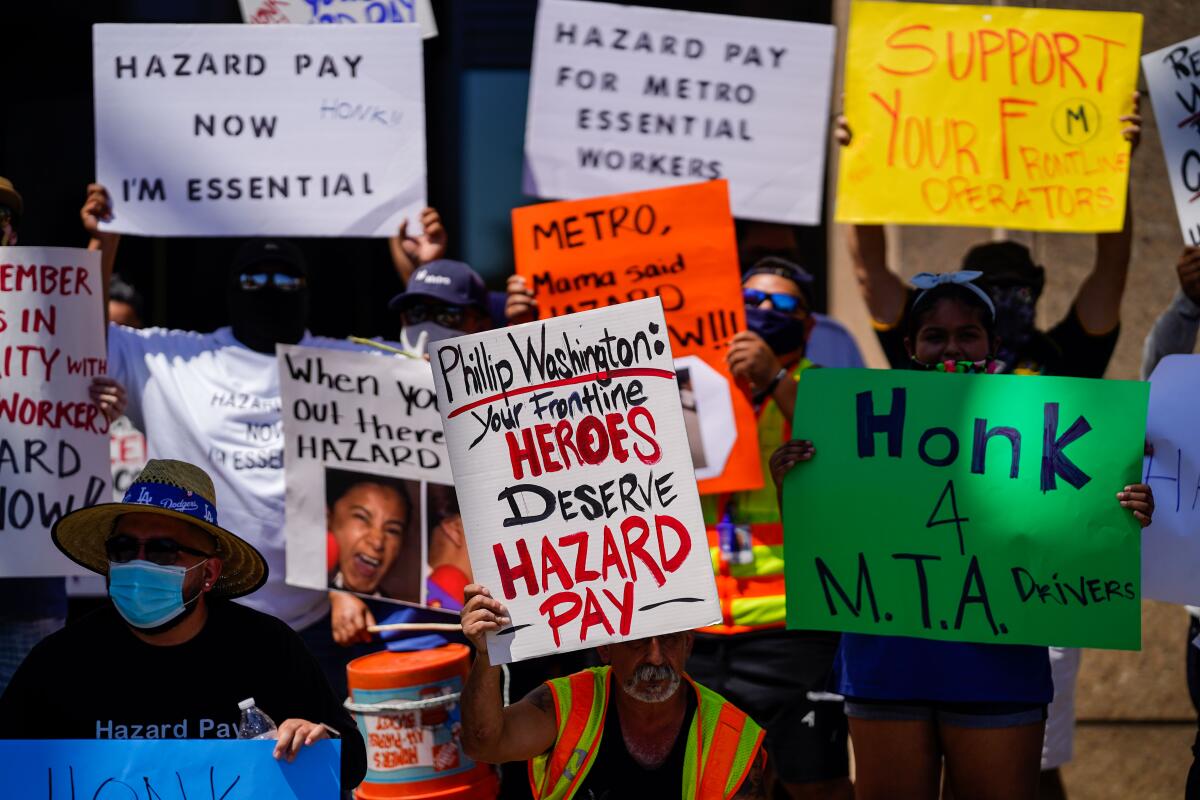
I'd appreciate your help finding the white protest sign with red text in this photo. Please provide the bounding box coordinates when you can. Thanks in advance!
[430,299,720,664]
[0,247,110,576]
[1143,36,1200,246]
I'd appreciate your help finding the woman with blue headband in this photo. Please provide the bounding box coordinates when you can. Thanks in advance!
[769,271,1154,800]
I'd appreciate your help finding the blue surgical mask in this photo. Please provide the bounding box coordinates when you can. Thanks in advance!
[108,560,206,629]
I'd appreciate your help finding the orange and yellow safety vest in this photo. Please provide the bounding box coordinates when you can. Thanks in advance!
[700,360,814,634]
[528,666,764,800]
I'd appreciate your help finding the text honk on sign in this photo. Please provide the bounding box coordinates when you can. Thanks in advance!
[430,299,720,664]
[836,1,1142,232]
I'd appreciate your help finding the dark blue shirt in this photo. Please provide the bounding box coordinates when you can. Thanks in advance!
[837,633,1053,704]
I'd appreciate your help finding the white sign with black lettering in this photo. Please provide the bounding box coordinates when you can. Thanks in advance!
[280,345,454,608]
[94,24,426,237]
[430,298,721,664]
[523,0,836,224]
[1143,36,1200,246]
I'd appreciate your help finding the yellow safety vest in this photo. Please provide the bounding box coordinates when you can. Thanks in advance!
[528,667,764,800]
[700,360,814,633]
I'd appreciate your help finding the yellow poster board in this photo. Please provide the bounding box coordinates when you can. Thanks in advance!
[835,1,1142,232]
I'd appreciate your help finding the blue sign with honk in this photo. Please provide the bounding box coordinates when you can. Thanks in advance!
[0,739,341,798]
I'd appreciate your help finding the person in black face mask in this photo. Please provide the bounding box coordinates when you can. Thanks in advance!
[686,257,855,800]
[227,240,311,353]
[728,257,817,421]
[83,184,400,703]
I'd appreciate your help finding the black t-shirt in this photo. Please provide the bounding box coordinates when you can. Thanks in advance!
[573,689,697,800]
[875,289,1118,378]
[0,600,367,790]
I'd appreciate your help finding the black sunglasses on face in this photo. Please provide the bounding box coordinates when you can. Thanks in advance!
[237,272,307,292]
[105,534,212,566]
[401,303,468,328]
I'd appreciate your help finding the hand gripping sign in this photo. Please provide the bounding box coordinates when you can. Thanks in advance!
[430,298,721,664]
[783,369,1147,650]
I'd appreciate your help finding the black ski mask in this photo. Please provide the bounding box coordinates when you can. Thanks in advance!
[227,240,310,354]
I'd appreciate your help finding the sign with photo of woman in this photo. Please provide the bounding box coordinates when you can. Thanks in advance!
[279,345,468,611]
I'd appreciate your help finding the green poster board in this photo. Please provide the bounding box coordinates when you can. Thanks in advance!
[783,369,1148,650]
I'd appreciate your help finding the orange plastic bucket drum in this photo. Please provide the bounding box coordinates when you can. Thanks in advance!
[347,645,498,799]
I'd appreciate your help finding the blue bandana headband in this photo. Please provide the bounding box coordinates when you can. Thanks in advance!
[910,270,996,319]
[123,481,218,527]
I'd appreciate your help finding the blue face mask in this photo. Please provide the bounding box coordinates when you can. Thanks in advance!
[108,560,206,630]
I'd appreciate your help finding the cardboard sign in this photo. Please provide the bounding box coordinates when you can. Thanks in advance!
[512,181,761,495]
[279,345,471,611]
[430,299,721,663]
[93,24,426,237]
[0,739,340,798]
[1143,36,1200,246]
[0,247,110,577]
[836,1,1142,232]
[523,0,836,224]
[1142,355,1200,606]
[783,369,1147,650]
[241,0,438,39]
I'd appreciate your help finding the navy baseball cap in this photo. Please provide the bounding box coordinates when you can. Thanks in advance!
[229,239,308,277]
[388,260,488,313]
[742,256,814,288]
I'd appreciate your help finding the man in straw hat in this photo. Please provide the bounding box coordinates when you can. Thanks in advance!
[0,459,367,791]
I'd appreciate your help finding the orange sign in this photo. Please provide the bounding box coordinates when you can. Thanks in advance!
[512,179,761,495]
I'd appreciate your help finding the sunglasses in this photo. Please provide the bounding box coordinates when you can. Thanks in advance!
[742,288,806,315]
[237,272,307,292]
[105,534,212,566]
[401,302,470,328]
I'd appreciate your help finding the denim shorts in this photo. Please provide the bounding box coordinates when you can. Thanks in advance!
[844,696,1048,729]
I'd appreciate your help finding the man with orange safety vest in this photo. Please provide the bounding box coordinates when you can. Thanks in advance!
[687,259,853,800]
[459,584,766,799]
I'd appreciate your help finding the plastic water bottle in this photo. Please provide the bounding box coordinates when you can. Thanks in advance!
[717,506,755,566]
[237,697,278,740]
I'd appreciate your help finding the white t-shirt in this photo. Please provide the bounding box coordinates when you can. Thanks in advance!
[108,324,375,631]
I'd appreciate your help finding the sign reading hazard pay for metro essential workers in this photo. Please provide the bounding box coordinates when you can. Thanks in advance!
[523,0,836,224]
[836,2,1142,232]
[430,299,720,664]
[93,24,426,237]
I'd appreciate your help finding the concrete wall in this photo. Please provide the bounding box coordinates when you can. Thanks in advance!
[826,1,1199,796]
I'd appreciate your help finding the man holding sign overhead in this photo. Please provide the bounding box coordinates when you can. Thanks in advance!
[458,583,765,799]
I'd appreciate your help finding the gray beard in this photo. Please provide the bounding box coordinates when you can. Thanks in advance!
[620,664,681,703]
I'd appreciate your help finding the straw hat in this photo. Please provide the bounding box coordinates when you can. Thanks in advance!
[52,459,268,599]
[0,176,22,220]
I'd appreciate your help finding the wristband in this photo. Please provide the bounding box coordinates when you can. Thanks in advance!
[752,368,788,405]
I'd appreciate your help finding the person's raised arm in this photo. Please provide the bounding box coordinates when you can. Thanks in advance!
[81,183,120,325]
[389,207,447,285]
[1074,93,1141,335]
[459,584,557,764]
[1141,247,1200,379]
[836,114,907,326]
